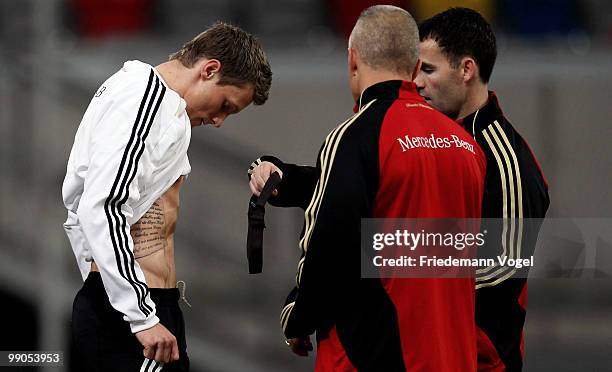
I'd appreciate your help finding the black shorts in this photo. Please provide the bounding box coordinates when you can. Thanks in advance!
[71,272,189,371]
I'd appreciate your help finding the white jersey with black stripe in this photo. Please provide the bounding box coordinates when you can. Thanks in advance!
[62,60,191,333]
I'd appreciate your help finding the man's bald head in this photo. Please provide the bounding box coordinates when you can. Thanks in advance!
[349,5,419,75]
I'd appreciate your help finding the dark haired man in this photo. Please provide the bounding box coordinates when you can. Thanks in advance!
[416,8,550,372]
[249,5,485,371]
[63,22,271,371]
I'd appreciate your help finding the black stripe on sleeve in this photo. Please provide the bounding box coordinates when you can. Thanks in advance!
[103,69,165,316]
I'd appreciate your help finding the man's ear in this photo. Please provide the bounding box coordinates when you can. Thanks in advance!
[201,59,221,80]
[411,59,422,81]
[461,57,478,83]
[348,47,359,76]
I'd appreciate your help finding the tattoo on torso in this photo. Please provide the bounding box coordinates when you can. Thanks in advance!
[130,176,183,260]
[132,199,166,258]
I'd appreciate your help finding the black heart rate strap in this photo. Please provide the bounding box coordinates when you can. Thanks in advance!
[247,172,281,274]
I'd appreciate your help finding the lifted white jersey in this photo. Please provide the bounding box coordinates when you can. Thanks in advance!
[62,60,191,332]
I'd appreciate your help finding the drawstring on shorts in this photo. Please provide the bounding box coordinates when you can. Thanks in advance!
[176,280,192,308]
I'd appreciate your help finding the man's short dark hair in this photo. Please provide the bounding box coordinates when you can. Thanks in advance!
[170,22,272,105]
[419,7,497,83]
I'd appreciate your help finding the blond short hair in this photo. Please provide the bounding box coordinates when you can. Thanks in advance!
[349,5,419,75]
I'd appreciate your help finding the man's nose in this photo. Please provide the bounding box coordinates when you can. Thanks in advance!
[212,113,228,128]
[414,74,424,90]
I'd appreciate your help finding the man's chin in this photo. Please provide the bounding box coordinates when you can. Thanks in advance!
[423,97,437,108]
[424,98,438,109]
[425,101,454,118]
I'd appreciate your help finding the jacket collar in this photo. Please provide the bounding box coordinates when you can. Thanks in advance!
[153,66,187,118]
[457,91,504,136]
[354,80,425,112]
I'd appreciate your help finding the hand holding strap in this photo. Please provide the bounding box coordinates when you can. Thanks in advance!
[246,172,282,273]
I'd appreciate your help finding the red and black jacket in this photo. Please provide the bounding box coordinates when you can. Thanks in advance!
[250,80,486,371]
[458,92,550,372]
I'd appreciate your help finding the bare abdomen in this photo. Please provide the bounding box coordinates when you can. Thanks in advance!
[131,176,184,288]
